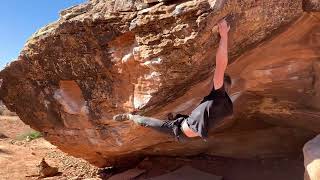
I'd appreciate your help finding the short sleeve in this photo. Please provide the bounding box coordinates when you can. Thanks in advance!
[199,84,226,104]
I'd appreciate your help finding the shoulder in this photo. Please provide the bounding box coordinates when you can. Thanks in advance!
[210,84,226,95]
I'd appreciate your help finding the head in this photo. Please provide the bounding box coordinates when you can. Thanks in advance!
[224,74,232,94]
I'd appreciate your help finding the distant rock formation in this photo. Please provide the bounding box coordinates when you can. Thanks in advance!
[0,0,320,167]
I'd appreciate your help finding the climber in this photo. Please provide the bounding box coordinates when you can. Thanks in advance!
[113,18,233,141]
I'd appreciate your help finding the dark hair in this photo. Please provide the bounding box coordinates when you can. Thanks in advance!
[224,74,232,86]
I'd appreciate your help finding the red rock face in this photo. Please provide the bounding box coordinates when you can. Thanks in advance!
[303,0,320,11]
[0,0,319,167]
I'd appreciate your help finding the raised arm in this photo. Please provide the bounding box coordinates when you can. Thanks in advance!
[213,19,230,90]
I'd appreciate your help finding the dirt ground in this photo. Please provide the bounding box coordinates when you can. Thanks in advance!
[0,116,305,180]
[0,116,100,180]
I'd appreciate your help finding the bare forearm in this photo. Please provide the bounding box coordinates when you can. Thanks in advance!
[216,36,228,67]
[213,36,228,89]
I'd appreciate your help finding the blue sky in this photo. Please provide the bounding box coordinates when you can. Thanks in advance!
[0,0,86,70]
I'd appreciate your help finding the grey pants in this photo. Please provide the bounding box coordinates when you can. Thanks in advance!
[131,115,189,141]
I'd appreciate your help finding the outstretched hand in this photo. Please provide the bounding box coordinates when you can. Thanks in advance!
[218,19,230,38]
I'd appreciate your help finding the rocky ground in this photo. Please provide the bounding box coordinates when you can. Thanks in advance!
[0,115,306,180]
[0,115,100,180]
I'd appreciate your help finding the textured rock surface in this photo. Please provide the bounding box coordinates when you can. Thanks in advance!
[304,134,320,180]
[304,0,320,11]
[0,0,320,167]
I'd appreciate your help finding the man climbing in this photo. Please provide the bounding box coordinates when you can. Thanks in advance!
[113,19,233,141]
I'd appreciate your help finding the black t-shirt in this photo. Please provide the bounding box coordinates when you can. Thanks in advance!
[186,84,233,138]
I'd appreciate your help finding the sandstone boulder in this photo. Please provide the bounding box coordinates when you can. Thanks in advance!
[303,0,320,11]
[0,0,320,167]
[304,134,320,180]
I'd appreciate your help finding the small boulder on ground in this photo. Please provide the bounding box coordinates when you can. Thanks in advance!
[38,158,59,178]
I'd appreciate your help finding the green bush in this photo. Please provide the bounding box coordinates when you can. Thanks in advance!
[16,130,42,141]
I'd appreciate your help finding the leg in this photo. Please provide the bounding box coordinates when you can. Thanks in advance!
[131,115,193,142]
[113,113,166,127]
[130,115,165,127]
[131,115,178,137]
[113,113,187,141]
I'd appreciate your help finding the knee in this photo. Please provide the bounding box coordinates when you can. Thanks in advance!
[131,115,145,125]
